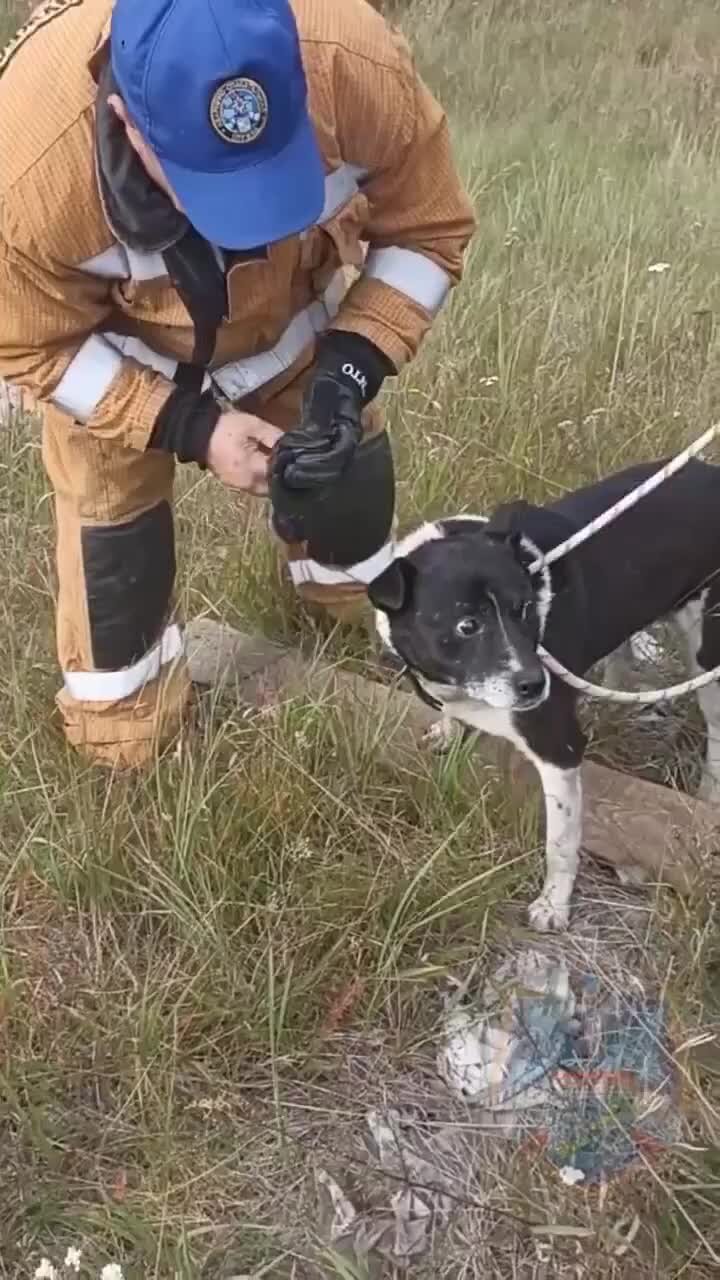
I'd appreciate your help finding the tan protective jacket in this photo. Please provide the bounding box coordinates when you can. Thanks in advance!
[0,0,476,451]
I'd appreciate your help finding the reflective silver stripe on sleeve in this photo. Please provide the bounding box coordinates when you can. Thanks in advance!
[125,247,169,281]
[318,163,368,223]
[51,334,124,422]
[77,164,366,288]
[210,275,344,402]
[104,332,181,382]
[288,541,395,588]
[51,332,212,422]
[77,245,130,278]
[104,334,211,391]
[62,623,184,703]
[52,284,340,423]
[211,303,325,401]
[363,247,452,315]
[77,164,366,289]
[77,244,168,282]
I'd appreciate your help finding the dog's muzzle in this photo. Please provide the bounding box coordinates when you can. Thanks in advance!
[510,666,551,711]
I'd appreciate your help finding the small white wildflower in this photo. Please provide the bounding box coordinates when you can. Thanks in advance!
[291,836,315,861]
[34,1261,57,1280]
[64,1248,82,1273]
[478,375,499,387]
[188,1093,231,1116]
[559,1165,586,1186]
[647,261,670,273]
[100,1266,125,1280]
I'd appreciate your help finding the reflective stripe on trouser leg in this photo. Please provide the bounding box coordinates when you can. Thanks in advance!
[249,365,395,621]
[41,407,191,767]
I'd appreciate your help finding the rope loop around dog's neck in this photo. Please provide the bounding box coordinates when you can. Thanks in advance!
[524,419,720,705]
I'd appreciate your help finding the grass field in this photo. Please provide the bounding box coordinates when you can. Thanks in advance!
[2,0,720,1276]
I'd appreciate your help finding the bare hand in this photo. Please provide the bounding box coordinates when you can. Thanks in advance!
[206,411,282,495]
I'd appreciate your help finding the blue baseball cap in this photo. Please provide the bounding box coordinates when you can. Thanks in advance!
[110,0,326,250]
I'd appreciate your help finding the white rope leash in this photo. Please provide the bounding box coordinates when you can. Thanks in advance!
[525,419,720,705]
[539,646,720,706]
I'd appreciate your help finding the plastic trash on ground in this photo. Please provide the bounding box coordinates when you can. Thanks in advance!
[437,948,681,1184]
[315,950,682,1269]
[316,1109,455,1268]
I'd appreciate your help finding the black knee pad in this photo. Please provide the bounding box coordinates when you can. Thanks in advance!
[81,500,176,670]
[273,429,395,568]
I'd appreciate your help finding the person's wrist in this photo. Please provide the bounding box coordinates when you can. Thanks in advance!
[314,330,395,409]
[179,394,221,466]
[146,389,221,467]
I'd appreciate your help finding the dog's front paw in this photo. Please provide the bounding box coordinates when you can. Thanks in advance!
[422,716,461,755]
[528,895,570,932]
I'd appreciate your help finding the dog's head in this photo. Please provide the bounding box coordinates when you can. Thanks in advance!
[369,504,571,712]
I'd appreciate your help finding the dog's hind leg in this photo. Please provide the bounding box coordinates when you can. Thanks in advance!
[675,586,720,805]
[518,684,587,931]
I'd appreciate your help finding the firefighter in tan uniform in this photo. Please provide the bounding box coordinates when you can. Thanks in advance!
[0,0,475,769]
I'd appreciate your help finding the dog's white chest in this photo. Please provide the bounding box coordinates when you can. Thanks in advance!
[427,691,524,755]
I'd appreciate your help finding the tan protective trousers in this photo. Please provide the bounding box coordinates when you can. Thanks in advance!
[42,359,385,769]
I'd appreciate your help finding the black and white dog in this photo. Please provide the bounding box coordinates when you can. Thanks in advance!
[369,458,720,931]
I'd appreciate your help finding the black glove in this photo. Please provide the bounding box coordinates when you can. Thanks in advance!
[270,331,394,543]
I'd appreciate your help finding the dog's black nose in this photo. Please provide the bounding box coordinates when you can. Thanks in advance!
[512,670,547,704]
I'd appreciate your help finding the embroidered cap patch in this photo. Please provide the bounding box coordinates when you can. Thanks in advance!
[210,77,269,145]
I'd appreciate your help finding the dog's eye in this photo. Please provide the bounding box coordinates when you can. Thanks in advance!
[456,616,480,637]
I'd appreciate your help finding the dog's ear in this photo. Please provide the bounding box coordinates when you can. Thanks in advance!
[440,515,488,536]
[486,501,578,592]
[484,500,532,555]
[487,502,575,555]
[368,558,415,614]
[514,507,576,557]
[513,507,580,598]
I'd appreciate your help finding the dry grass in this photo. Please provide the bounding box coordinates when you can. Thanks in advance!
[1,0,720,1276]
[0,0,28,47]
